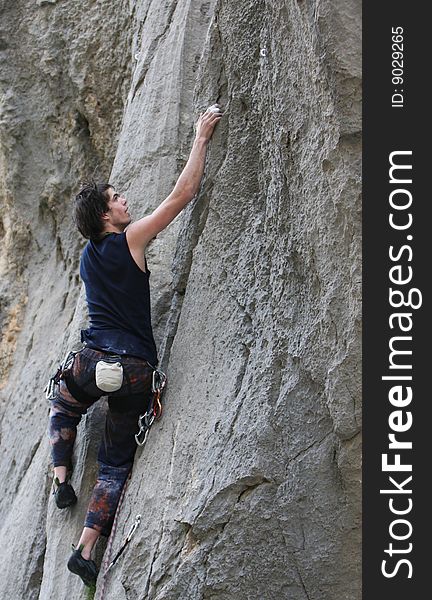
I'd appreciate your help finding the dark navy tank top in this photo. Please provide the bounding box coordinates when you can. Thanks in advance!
[80,232,158,365]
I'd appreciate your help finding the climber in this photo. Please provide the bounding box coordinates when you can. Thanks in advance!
[47,104,223,587]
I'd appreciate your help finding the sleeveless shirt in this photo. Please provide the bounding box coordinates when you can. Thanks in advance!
[80,232,158,365]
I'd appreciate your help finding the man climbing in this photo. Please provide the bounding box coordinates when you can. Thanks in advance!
[47,104,223,587]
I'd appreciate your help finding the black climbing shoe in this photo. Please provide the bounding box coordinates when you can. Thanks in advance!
[53,477,77,509]
[67,545,98,587]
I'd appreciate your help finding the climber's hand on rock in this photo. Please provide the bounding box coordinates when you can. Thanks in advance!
[195,104,223,143]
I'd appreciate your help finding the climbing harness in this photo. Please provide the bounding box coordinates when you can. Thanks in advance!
[45,348,102,404]
[45,350,77,400]
[46,349,167,447]
[135,368,167,446]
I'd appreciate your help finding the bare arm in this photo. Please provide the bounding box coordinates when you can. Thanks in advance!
[127,105,223,253]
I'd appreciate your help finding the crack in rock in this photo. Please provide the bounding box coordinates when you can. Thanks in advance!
[132,0,180,102]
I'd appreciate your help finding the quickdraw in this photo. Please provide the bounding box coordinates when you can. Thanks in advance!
[135,368,167,446]
[45,350,77,400]
[105,514,141,573]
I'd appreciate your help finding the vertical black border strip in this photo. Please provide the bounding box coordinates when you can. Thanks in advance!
[363,4,429,598]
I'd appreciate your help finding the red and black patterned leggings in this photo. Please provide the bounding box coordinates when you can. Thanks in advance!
[48,347,153,536]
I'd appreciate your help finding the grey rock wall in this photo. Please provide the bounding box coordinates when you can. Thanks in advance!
[0,1,361,599]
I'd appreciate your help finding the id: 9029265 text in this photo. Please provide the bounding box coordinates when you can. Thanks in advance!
[392,26,404,108]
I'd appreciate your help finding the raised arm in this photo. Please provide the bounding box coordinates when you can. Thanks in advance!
[126,104,223,256]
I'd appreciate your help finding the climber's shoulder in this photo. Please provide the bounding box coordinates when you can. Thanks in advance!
[126,188,186,250]
[126,216,155,251]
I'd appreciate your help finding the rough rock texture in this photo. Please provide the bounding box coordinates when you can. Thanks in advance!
[0,1,361,599]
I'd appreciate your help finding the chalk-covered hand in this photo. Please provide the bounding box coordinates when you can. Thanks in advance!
[195,104,223,142]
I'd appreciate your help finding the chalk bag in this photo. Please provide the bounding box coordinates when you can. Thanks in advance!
[95,360,124,392]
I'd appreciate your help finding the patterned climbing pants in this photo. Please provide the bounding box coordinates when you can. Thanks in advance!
[48,347,153,536]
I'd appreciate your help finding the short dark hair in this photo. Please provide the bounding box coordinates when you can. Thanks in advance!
[73,181,113,240]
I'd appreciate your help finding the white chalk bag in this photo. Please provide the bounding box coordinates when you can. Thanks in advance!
[95,359,124,393]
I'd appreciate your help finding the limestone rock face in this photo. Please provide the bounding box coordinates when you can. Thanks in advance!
[0,1,361,599]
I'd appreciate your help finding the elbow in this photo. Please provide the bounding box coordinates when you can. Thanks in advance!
[172,183,196,203]
[182,188,196,202]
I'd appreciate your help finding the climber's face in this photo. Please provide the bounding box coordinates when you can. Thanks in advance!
[103,188,131,231]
